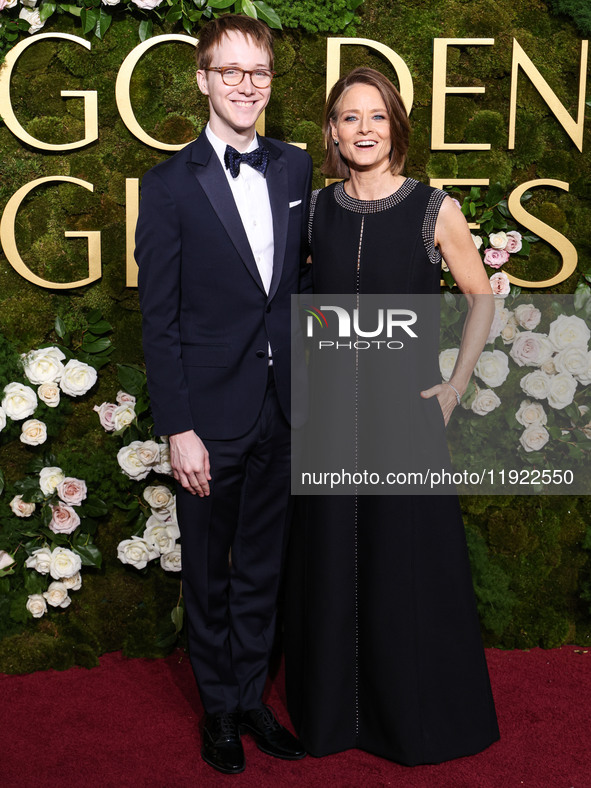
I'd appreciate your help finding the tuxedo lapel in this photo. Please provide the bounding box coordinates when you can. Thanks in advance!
[263,138,289,302]
[186,134,265,292]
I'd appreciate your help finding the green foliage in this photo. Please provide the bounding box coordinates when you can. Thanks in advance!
[548,0,591,36]
[265,0,363,32]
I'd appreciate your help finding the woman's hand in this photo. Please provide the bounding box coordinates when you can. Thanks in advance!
[420,382,460,427]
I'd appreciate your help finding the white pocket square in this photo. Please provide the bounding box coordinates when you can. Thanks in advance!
[289,200,302,208]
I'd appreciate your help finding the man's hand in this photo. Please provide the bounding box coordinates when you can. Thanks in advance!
[169,430,211,496]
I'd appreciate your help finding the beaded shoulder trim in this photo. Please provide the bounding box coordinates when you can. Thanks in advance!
[333,177,418,213]
[422,189,448,265]
[308,189,321,246]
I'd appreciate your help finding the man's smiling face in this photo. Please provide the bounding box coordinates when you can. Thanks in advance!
[197,30,272,148]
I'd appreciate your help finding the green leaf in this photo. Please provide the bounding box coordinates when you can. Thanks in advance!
[81,336,112,354]
[206,0,236,7]
[85,319,112,336]
[171,604,184,632]
[518,239,531,256]
[139,19,153,42]
[522,234,540,243]
[484,183,504,208]
[54,315,66,339]
[241,0,257,19]
[574,281,591,311]
[181,15,193,34]
[59,4,82,16]
[497,202,512,219]
[166,7,184,22]
[81,7,99,35]
[0,469,4,498]
[72,543,102,569]
[96,8,112,40]
[117,364,147,397]
[39,2,57,22]
[81,496,109,518]
[87,309,103,324]
[252,0,282,28]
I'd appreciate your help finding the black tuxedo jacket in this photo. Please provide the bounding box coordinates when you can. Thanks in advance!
[136,131,312,440]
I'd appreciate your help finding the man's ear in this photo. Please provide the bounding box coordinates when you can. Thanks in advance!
[196,69,209,96]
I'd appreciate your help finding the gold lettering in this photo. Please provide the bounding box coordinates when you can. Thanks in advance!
[431,38,495,150]
[126,178,140,288]
[507,179,577,288]
[0,177,101,289]
[509,39,588,152]
[326,37,414,113]
[0,33,98,151]
[116,34,198,152]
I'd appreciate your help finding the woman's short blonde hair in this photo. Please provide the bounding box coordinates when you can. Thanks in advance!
[322,67,410,178]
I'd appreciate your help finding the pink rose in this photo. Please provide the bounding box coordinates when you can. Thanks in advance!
[49,503,81,535]
[94,402,118,432]
[489,272,511,296]
[116,390,136,406]
[57,477,87,506]
[484,248,510,269]
[505,230,522,254]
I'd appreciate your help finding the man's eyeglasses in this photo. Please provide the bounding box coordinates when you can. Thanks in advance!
[205,66,276,89]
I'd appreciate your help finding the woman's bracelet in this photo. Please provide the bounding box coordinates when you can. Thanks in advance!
[444,381,461,405]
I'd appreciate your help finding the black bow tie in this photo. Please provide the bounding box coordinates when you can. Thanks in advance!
[224,145,270,178]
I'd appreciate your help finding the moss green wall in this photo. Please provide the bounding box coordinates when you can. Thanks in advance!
[1,0,590,669]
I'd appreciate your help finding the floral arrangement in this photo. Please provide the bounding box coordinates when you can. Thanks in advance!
[0,313,111,624]
[0,0,282,61]
[440,290,591,492]
[95,364,183,646]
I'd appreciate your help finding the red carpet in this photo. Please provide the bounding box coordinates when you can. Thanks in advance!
[3,647,590,787]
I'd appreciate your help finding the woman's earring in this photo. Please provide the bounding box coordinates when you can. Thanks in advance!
[333,139,339,146]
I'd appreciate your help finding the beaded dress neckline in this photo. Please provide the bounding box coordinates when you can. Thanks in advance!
[333,178,419,214]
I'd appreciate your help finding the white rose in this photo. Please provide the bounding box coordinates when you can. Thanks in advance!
[519,424,550,453]
[102,0,121,4]
[143,485,175,510]
[471,233,483,250]
[20,418,47,446]
[138,440,160,467]
[475,350,510,388]
[2,0,19,8]
[161,546,182,572]
[486,307,510,344]
[25,547,52,574]
[117,442,151,480]
[146,513,180,539]
[515,399,547,427]
[509,332,553,368]
[548,314,590,351]
[62,571,82,591]
[57,477,87,506]
[116,390,136,406]
[0,406,6,432]
[49,503,81,535]
[514,304,541,331]
[43,581,71,609]
[489,231,508,250]
[131,0,163,8]
[547,372,577,410]
[541,358,557,376]
[153,443,172,475]
[38,382,60,407]
[21,347,65,385]
[39,466,65,495]
[505,230,523,254]
[10,494,36,517]
[0,551,15,571]
[143,522,177,555]
[117,536,159,569]
[501,316,519,344]
[554,346,589,379]
[59,360,97,397]
[2,382,37,420]
[19,7,46,34]
[489,272,511,297]
[574,352,591,385]
[149,503,177,525]
[520,370,552,400]
[470,388,501,416]
[113,403,136,431]
[26,594,47,618]
[49,547,82,580]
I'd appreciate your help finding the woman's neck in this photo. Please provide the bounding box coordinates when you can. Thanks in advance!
[344,169,405,201]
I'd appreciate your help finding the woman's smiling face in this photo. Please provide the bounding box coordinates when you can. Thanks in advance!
[330,83,392,173]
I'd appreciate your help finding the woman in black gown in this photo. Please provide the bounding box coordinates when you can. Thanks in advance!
[285,67,500,765]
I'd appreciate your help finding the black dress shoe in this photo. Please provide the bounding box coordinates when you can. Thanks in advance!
[201,712,245,775]
[240,705,306,760]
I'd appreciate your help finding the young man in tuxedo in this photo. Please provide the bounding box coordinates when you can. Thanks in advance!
[135,14,311,775]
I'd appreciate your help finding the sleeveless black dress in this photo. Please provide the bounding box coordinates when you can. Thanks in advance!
[284,179,499,764]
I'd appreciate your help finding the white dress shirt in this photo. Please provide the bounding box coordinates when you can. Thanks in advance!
[205,124,274,294]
